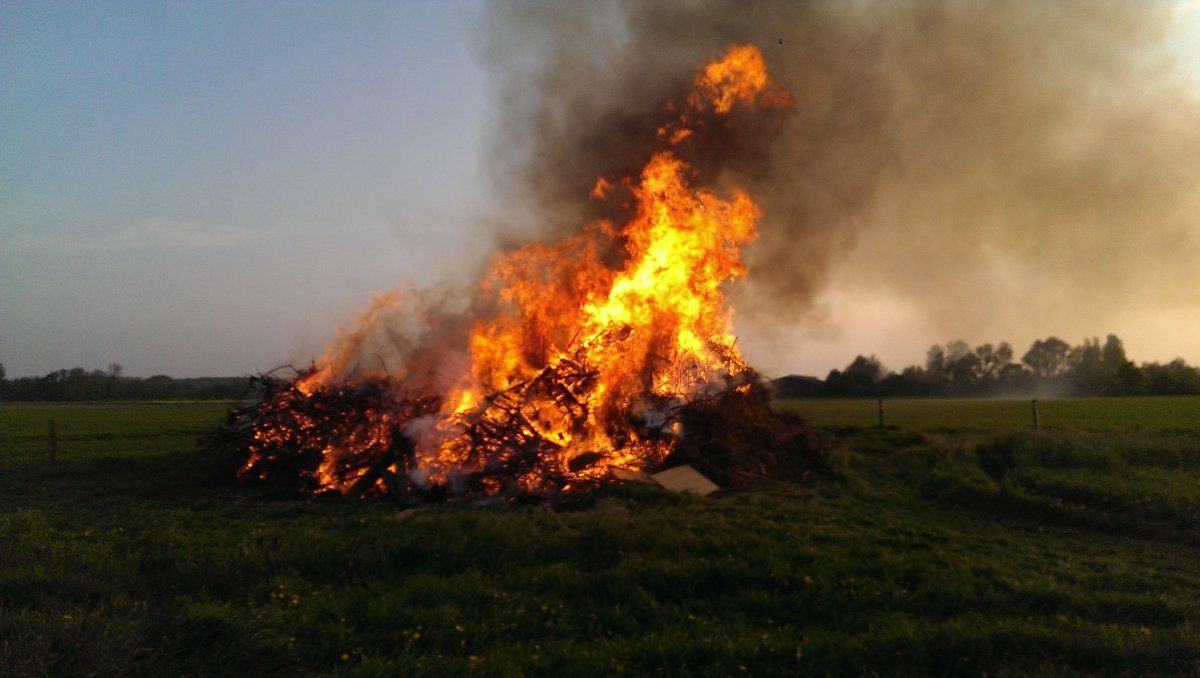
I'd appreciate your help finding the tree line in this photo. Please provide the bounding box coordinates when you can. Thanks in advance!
[775,335,1200,398]
[5,333,1198,402]
[0,364,249,402]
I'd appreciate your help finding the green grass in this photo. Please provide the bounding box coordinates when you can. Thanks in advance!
[0,402,230,465]
[779,395,1200,432]
[2,401,1199,675]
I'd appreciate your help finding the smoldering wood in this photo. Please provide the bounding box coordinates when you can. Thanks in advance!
[208,362,830,503]
[343,447,394,500]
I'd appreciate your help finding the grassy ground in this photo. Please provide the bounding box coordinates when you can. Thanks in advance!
[778,396,1200,432]
[1,400,1199,675]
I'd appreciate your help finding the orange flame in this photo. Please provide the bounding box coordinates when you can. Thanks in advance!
[244,45,787,496]
[691,44,771,114]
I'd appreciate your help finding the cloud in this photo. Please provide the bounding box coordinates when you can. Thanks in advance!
[1173,0,1200,16]
[97,219,259,249]
[3,219,265,253]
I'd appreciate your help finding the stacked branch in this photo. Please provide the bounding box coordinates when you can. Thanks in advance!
[209,363,828,503]
[439,356,612,497]
[207,370,436,497]
[667,378,830,487]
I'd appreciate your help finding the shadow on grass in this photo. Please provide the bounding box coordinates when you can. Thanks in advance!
[0,446,242,511]
[928,479,1199,547]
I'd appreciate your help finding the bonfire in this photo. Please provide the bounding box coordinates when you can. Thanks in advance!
[213,45,826,501]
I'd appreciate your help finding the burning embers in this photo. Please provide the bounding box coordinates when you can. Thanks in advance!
[220,45,818,500]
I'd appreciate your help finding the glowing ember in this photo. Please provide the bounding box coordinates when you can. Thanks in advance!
[231,45,793,499]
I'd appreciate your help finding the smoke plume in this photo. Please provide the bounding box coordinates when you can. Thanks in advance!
[477,0,1200,370]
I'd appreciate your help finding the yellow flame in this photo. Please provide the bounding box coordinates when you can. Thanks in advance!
[249,45,787,495]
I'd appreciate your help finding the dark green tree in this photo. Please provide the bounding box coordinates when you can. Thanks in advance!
[1101,335,1127,367]
[1099,335,1140,395]
[826,355,887,396]
[1143,359,1200,395]
[1069,338,1104,393]
[926,345,947,383]
[976,342,1014,383]
[1022,337,1072,379]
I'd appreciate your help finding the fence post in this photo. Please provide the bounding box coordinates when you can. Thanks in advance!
[1030,399,1040,430]
[877,398,885,429]
[48,420,58,464]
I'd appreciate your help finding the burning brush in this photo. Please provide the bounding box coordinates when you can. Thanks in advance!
[212,45,826,502]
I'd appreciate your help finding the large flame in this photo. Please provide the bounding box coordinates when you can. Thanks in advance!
[239,45,787,498]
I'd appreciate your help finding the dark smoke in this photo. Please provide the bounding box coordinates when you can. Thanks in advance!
[476,0,1200,368]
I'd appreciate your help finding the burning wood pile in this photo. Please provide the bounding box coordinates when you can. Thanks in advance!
[211,45,827,502]
[212,366,825,502]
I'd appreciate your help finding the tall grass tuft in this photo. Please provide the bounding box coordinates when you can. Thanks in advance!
[975,434,1023,491]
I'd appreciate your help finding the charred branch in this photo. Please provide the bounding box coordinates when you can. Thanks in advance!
[209,361,828,503]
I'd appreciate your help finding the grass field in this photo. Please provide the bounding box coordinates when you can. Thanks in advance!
[2,399,1199,675]
[778,396,1200,432]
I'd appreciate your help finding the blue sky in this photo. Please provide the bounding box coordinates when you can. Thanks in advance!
[2,1,1199,378]
[2,1,492,377]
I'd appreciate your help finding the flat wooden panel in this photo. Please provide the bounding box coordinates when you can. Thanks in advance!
[650,465,719,495]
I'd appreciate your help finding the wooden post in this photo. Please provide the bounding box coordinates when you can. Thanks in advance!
[48,420,58,464]
[877,398,885,429]
[1030,399,1040,430]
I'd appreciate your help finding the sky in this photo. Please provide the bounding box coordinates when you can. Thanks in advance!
[2,1,492,378]
[2,1,1199,379]
[739,0,1200,378]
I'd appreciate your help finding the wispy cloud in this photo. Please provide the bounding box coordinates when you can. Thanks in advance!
[1174,0,1200,16]
[94,219,259,249]
[3,219,266,253]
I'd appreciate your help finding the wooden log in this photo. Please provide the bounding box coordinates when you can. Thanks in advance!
[380,469,405,498]
[344,434,416,499]
[567,451,605,472]
[344,448,394,499]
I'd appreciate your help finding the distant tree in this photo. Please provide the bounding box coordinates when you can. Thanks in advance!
[975,342,1013,383]
[105,363,123,398]
[940,340,967,359]
[1022,337,1072,379]
[948,352,982,391]
[881,365,939,397]
[826,355,887,397]
[927,342,976,390]
[997,362,1033,392]
[1069,338,1104,394]
[846,355,886,382]
[0,366,248,402]
[1142,359,1200,395]
[0,362,5,381]
[1113,361,1145,395]
[1101,335,1127,367]
[1100,335,1139,395]
[923,341,1012,393]
[142,375,176,399]
[925,345,948,391]
[797,333,1195,399]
